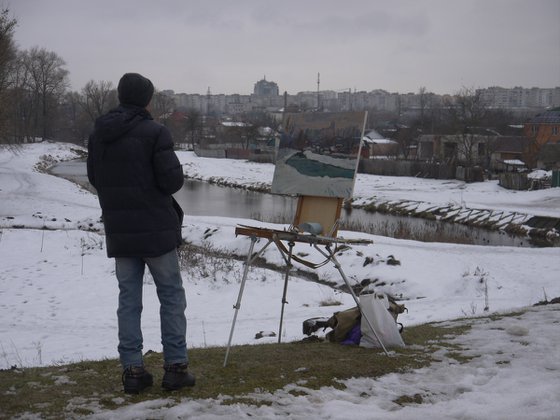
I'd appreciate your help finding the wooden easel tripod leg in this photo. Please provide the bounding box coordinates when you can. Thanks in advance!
[224,236,273,367]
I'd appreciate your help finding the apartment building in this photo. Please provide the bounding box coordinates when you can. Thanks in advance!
[168,79,560,117]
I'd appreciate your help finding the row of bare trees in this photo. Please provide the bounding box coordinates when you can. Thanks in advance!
[0,7,193,145]
[0,8,73,143]
[7,47,70,142]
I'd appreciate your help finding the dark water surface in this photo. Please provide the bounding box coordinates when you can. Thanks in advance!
[51,161,531,247]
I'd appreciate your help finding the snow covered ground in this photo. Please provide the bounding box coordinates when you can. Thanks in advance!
[1,142,559,419]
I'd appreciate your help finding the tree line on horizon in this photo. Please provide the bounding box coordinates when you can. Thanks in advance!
[0,7,206,146]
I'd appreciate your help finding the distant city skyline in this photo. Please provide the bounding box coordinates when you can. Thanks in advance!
[8,0,560,96]
[165,78,560,97]
[171,85,560,116]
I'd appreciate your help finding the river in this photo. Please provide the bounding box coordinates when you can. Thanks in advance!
[50,160,532,247]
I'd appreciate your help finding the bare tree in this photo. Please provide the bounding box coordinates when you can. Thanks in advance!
[150,91,193,145]
[166,111,190,146]
[417,86,439,132]
[185,108,201,149]
[150,91,175,123]
[444,87,490,166]
[0,8,17,141]
[80,80,117,122]
[394,125,418,160]
[243,123,259,150]
[451,87,489,124]
[6,51,35,142]
[21,46,69,140]
[0,8,16,93]
[59,91,93,144]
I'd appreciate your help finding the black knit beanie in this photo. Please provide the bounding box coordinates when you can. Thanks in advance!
[117,73,154,108]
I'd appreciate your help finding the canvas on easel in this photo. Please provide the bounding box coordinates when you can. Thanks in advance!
[272,111,367,200]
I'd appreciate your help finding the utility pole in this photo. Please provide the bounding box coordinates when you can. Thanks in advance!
[206,86,212,115]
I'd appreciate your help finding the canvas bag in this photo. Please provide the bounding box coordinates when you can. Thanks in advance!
[325,306,361,343]
[359,293,405,349]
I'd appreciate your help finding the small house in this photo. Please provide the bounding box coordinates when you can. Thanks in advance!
[490,136,531,172]
[362,129,399,158]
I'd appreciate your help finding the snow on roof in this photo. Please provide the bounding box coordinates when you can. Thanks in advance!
[364,129,384,139]
[363,137,398,144]
[363,129,397,144]
[258,127,274,135]
[501,159,526,166]
[221,121,251,127]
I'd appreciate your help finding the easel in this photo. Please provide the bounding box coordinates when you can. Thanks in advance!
[223,195,390,367]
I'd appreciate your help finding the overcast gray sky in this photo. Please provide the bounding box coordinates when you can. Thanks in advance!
[7,0,560,95]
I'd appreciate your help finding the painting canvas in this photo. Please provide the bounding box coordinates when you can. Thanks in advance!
[271,111,367,199]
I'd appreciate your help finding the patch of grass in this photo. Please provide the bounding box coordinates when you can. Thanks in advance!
[446,351,477,364]
[394,393,424,406]
[0,315,484,418]
[178,242,242,282]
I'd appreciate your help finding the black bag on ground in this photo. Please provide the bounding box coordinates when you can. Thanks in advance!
[302,307,361,342]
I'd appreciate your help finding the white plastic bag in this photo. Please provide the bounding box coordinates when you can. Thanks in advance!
[359,293,405,349]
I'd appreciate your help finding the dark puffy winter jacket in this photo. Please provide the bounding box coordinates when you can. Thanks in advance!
[87,105,184,258]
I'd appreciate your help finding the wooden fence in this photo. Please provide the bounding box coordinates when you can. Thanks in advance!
[194,146,274,163]
[498,173,529,190]
[358,159,455,179]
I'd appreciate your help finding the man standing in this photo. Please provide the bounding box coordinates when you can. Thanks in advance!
[87,73,194,394]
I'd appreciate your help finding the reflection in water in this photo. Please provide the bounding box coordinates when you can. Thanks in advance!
[51,161,532,247]
[176,180,297,223]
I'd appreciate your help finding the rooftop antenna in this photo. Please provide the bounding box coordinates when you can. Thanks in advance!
[317,72,321,110]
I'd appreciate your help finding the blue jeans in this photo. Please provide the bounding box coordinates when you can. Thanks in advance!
[115,249,188,369]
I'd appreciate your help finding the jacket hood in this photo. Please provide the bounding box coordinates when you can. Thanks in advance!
[93,105,153,143]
